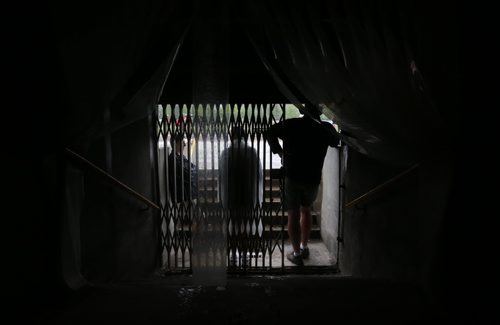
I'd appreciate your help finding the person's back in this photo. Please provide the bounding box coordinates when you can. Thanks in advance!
[266,109,340,266]
[219,128,263,209]
[219,127,263,266]
[268,115,339,185]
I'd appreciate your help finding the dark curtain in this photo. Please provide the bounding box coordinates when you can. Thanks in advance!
[42,0,193,289]
[241,0,457,167]
[50,0,193,146]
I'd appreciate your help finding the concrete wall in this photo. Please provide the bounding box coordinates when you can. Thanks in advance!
[339,147,453,288]
[111,117,158,280]
[79,117,158,283]
[320,147,340,260]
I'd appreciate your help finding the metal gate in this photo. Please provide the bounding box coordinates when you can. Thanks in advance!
[155,103,288,273]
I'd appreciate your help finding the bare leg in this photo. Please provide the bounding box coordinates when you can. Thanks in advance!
[287,209,301,253]
[300,206,312,247]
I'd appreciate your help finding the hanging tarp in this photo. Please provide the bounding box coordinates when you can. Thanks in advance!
[50,0,193,145]
[241,0,456,166]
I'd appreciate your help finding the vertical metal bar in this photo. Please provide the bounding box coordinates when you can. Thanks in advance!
[272,103,277,270]
[269,103,278,270]
[258,102,265,269]
[185,103,191,269]
[280,103,286,271]
[173,104,178,269]
[163,104,170,270]
[212,104,217,269]
[182,104,188,268]
[172,104,177,269]
[192,103,200,269]
[336,143,342,268]
[211,104,216,205]
[263,104,269,269]
[153,104,162,269]
[165,104,172,270]
[203,104,209,268]
[249,104,256,267]
[261,103,269,269]
[337,144,347,270]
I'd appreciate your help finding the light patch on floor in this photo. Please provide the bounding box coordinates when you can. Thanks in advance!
[162,239,336,271]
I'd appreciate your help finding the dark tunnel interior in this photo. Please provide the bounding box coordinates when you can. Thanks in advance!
[4,0,490,323]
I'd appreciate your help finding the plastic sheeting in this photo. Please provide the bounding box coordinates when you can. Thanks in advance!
[242,0,454,167]
[190,8,230,286]
[52,0,193,146]
[53,0,192,284]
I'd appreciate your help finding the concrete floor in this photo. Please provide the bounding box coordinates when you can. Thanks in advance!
[11,240,469,324]
[25,274,452,324]
[282,239,335,267]
[165,239,335,270]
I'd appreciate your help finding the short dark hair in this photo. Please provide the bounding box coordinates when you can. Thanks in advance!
[170,133,185,145]
[230,126,245,140]
[300,104,320,120]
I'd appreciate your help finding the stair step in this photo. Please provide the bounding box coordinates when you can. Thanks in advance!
[167,226,321,239]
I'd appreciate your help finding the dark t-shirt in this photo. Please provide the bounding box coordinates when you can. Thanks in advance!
[218,140,263,210]
[267,116,339,185]
[168,153,198,203]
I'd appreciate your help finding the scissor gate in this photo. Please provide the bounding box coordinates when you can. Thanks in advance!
[155,103,288,273]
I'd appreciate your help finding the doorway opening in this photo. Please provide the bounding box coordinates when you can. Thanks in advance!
[154,103,340,274]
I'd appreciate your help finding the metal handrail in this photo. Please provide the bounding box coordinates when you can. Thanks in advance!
[345,162,420,209]
[65,148,160,210]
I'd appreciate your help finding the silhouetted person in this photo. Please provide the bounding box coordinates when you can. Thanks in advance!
[168,134,198,204]
[219,126,263,266]
[266,105,340,265]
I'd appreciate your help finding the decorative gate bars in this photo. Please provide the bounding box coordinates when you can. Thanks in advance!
[155,103,287,273]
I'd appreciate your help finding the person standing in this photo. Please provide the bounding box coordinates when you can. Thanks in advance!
[219,126,263,266]
[168,134,198,204]
[266,106,340,265]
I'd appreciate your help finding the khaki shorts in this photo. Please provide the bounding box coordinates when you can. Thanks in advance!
[283,177,319,210]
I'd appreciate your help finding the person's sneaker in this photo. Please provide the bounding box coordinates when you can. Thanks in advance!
[286,251,304,266]
[300,247,310,259]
